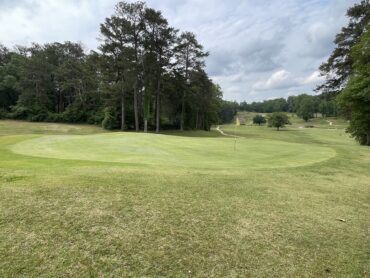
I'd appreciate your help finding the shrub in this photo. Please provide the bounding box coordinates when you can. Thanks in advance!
[9,105,32,120]
[87,111,104,125]
[102,107,118,130]
[30,113,48,122]
[46,113,65,123]
[0,109,7,119]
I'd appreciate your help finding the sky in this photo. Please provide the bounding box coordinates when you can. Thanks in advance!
[0,0,358,102]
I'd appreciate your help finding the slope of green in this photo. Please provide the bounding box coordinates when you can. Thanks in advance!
[0,120,369,277]
[10,133,335,170]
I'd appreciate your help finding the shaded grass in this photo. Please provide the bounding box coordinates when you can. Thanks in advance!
[0,119,369,277]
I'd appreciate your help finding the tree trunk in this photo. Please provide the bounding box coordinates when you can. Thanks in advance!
[180,47,190,131]
[144,119,148,133]
[35,81,40,106]
[195,109,199,129]
[134,79,139,132]
[277,127,280,131]
[367,132,370,146]
[121,91,125,131]
[58,91,64,113]
[180,92,185,131]
[156,78,161,134]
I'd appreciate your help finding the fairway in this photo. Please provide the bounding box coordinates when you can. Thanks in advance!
[2,0,370,276]
[1,119,370,277]
[11,133,335,169]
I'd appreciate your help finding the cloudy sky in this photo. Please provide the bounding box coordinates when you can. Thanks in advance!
[0,0,357,101]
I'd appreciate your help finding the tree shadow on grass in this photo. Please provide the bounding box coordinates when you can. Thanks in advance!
[161,130,223,138]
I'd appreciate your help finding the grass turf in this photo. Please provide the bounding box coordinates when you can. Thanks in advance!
[0,118,369,277]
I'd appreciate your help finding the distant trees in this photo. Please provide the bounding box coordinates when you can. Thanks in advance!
[239,98,288,114]
[218,100,238,124]
[0,1,223,131]
[268,112,290,131]
[253,114,266,126]
[338,27,370,146]
[237,94,337,119]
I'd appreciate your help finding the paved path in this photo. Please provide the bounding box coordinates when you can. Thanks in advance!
[216,126,242,138]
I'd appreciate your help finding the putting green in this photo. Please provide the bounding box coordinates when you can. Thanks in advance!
[10,133,336,169]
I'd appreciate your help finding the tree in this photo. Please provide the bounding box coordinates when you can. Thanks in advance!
[268,112,290,131]
[174,32,208,131]
[253,114,266,126]
[0,47,20,112]
[143,8,176,133]
[100,11,132,130]
[218,100,237,124]
[14,44,56,119]
[317,0,370,97]
[187,69,222,130]
[338,27,370,145]
[100,1,145,131]
[115,1,146,131]
[296,96,315,122]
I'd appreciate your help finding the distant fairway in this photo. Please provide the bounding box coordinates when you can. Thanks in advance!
[11,133,335,169]
[1,118,370,277]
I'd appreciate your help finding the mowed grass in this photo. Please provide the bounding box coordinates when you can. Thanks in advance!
[11,133,335,169]
[0,119,370,277]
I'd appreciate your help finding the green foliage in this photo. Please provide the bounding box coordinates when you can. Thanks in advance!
[268,112,291,131]
[0,108,7,119]
[218,100,238,124]
[239,98,288,113]
[296,95,315,122]
[253,114,266,126]
[338,27,370,145]
[102,107,118,130]
[238,94,337,118]
[9,105,33,120]
[0,49,20,111]
[319,100,337,117]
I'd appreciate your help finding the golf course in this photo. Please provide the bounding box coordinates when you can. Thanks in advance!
[1,116,369,277]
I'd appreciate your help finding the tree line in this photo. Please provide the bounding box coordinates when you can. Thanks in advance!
[0,1,223,132]
[219,94,338,124]
[239,95,338,121]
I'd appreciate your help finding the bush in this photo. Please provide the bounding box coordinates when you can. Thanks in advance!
[46,113,65,123]
[62,105,88,123]
[0,109,7,119]
[9,105,32,120]
[30,113,48,122]
[102,107,118,130]
[87,111,104,125]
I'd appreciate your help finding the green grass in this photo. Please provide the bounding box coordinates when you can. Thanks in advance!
[0,119,370,277]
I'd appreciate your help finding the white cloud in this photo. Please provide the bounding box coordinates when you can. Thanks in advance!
[253,70,292,90]
[253,70,327,91]
[301,71,325,85]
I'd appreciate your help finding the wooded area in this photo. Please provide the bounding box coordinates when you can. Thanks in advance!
[0,1,222,132]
